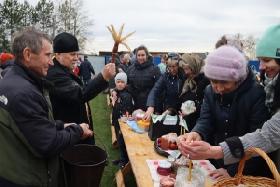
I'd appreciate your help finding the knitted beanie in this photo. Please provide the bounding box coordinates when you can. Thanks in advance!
[53,32,79,53]
[256,24,280,59]
[115,72,127,84]
[205,45,247,81]
[0,53,14,64]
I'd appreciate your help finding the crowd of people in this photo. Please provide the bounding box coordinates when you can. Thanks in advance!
[0,23,279,186]
[0,28,115,187]
[109,24,280,179]
[178,24,280,178]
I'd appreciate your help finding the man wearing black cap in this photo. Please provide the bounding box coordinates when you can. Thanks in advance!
[0,28,93,187]
[47,32,115,144]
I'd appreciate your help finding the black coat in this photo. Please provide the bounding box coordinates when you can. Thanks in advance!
[1,62,83,155]
[0,62,83,186]
[127,56,161,111]
[180,73,209,130]
[79,59,95,81]
[112,89,134,123]
[192,70,271,177]
[147,69,185,111]
[118,62,131,73]
[47,59,108,129]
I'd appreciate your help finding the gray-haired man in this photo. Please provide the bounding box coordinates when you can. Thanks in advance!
[0,27,92,187]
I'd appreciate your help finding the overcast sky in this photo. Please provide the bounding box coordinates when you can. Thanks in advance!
[22,0,280,53]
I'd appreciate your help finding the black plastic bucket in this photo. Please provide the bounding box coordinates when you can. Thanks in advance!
[62,144,108,187]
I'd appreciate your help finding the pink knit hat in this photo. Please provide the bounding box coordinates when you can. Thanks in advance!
[204,45,247,81]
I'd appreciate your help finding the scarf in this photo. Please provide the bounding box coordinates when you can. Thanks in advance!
[264,73,279,112]
[180,54,204,95]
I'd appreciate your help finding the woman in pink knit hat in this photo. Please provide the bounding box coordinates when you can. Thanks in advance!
[177,45,272,178]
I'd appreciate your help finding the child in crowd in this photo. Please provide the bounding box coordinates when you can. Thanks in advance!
[111,72,134,168]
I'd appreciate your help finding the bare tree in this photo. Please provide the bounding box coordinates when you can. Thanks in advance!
[226,33,257,59]
[242,35,257,60]
[56,0,93,49]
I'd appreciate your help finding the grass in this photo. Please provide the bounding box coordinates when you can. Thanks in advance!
[90,93,136,187]
[90,93,119,187]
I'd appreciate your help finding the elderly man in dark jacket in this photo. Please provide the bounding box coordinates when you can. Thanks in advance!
[0,28,93,187]
[47,32,115,144]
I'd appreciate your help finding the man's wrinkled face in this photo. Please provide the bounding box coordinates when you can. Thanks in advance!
[56,52,79,70]
[24,39,53,77]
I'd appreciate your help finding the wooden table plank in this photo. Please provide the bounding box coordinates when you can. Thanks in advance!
[119,121,214,187]
[120,121,164,187]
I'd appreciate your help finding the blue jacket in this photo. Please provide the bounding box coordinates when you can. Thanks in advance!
[146,70,185,111]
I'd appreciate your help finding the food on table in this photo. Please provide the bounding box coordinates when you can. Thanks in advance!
[157,133,178,150]
[160,175,176,187]
[137,119,150,131]
[157,160,172,176]
[132,109,145,120]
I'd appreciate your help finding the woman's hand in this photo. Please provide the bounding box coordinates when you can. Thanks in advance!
[178,132,202,144]
[178,139,224,160]
[110,90,117,106]
[79,123,93,139]
[143,107,154,120]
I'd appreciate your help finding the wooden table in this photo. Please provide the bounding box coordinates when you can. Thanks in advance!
[120,121,164,187]
[119,121,214,187]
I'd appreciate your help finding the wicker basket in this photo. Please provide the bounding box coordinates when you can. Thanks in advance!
[212,147,280,187]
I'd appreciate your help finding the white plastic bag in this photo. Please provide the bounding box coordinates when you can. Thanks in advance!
[181,100,196,115]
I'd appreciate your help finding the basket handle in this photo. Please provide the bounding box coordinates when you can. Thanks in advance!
[236,147,280,186]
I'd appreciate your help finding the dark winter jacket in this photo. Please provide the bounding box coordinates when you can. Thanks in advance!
[79,59,95,81]
[180,73,209,130]
[0,59,14,78]
[0,62,82,187]
[47,59,108,131]
[118,62,131,73]
[127,56,161,110]
[112,88,134,123]
[192,70,271,177]
[146,69,185,111]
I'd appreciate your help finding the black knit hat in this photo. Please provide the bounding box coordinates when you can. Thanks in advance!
[53,32,79,53]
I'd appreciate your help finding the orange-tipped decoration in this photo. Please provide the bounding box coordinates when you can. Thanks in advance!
[107,24,135,63]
